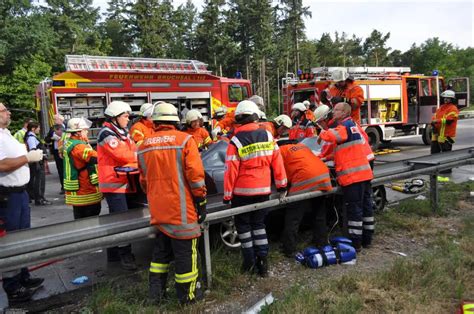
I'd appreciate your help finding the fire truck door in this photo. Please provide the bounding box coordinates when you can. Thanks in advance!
[109,93,148,116]
[406,79,419,124]
[447,77,470,109]
[418,79,437,124]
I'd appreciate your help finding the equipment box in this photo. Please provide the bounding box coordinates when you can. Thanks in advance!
[89,108,104,118]
[57,99,71,108]
[72,108,88,118]
[88,98,105,107]
[71,98,88,107]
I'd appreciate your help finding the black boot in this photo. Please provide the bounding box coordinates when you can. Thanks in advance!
[240,260,255,274]
[149,273,167,305]
[255,256,268,278]
[176,281,203,305]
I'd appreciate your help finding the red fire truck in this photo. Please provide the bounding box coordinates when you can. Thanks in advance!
[36,55,252,138]
[282,67,469,149]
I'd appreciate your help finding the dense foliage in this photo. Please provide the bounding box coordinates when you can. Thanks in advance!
[0,0,472,127]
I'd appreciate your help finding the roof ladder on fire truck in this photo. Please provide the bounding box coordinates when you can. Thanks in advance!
[310,66,412,81]
[65,55,211,74]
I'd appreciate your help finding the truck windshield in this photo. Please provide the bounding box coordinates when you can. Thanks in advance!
[228,85,248,102]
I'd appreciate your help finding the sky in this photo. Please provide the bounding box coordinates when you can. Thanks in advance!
[92,0,473,52]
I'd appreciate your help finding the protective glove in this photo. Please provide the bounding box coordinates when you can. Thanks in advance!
[223,199,231,205]
[26,150,43,163]
[194,197,207,223]
[277,188,287,200]
[211,126,222,140]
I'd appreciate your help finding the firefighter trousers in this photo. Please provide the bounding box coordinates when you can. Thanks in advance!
[342,181,365,246]
[232,195,270,270]
[431,140,453,174]
[149,230,200,304]
[362,181,374,246]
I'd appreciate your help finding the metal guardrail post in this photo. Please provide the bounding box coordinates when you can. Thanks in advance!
[203,222,212,288]
[430,173,439,212]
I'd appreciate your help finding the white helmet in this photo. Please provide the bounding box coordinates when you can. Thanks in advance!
[66,117,92,132]
[258,110,267,121]
[314,105,332,123]
[292,102,307,112]
[186,109,203,124]
[235,100,260,116]
[214,106,227,118]
[332,69,348,82]
[151,102,180,122]
[105,101,132,118]
[139,103,154,117]
[303,100,310,109]
[248,95,265,111]
[273,114,292,129]
[440,90,456,99]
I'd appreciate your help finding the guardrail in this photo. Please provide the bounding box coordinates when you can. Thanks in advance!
[0,148,473,286]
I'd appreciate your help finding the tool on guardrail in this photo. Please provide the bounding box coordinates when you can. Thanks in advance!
[375,148,401,155]
[388,178,425,194]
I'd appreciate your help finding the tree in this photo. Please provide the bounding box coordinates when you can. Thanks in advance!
[168,0,198,59]
[363,30,391,66]
[102,0,134,56]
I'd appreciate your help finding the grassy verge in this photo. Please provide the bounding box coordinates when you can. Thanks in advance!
[263,181,474,313]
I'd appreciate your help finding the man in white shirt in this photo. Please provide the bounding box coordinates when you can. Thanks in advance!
[0,103,45,303]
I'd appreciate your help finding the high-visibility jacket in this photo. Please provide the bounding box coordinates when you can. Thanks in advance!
[97,122,138,193]
[183,126,212,150]
[13,128,26,144]
[305,110,315,123]
[217,111,235,132]
[63,135,102,206]
[224,123,287,200]
[279,143,332,195]
[138,125,206,239]
[289,116,315,140]
[259,121,277,138]
[431,103,459,143]
[319,117,373,186]
[344,83,364,124]
[129,118,153,146]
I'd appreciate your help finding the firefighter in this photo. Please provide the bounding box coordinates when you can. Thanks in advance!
[260,114,292,139]
[318,102,374,251]
[13,118,34,144]
[303,100,315,121]
[314,105,336,162]
[211,106,228,141]
[223,100,287,276]
[329,75,364,124]
[129,102,154,146]
[289,102,316,140]
[138,102,206,305]
[183,109,212,150]
[212,109,235,140]
[431,90,459,156]
[63,118,102,219]
[97,100,139,271]
[278,140,333,257]
[248,95,265,112]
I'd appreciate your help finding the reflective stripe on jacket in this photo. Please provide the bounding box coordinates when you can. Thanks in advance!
[64,135,102,206]
[224,123,287,200]
[279,143,332,195]
[431,103,459,143]
[97,122,138,193]
[288,117,315,140]
[138,125,206,239]
[129,118,153,146]
[319,117,373,186]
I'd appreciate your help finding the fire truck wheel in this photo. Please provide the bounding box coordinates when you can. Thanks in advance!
[422,125,432,145]
[220,218,241,249]
[365,127,381,151]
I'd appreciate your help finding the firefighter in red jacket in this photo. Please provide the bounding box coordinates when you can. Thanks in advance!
[97,101,139,270]
[129,102,154,146]
[318,102,374,251]
[289,102,316,140]
[224,100,287,276]
[431,90,459,153]
[260,115,292,139]
[138,102,206,305]
[278,140,333,256]
[63,118,102,219]
[329,75,364,124]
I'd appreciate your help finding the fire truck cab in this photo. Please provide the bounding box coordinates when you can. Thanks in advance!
[36,55,251,139]
[282,67,469,149]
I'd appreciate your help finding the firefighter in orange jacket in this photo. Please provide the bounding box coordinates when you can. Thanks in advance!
[183,109,212,150]
[329,75,364,124]
[97,100,139,271]
[129,102,154,146]
[318,102,374,251]
[211,106,227,140]
[224,100,287,276]
[63,118,102,219]
[278,140,332,256]
[260,114,292,139]
[289,102,316,140]
[212,110,235,140]
[138,102,206,305]
[431,90,459,154]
